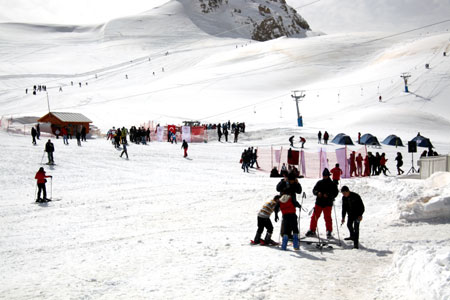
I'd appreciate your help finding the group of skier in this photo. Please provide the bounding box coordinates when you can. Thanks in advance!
[216,122,244,143]
[252,168,365,251]
[240,147,259,172]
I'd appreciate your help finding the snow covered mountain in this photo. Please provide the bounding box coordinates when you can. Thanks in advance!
[178,0,311,41]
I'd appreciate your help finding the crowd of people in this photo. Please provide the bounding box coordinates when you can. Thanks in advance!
[252,169,365,250]
[240,147,259,172]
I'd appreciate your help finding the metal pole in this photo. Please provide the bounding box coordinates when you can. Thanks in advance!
[333,203,342,246]
[46,91,51,113]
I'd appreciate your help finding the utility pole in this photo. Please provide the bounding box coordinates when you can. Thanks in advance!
[400,73,411,93]
[291,90,305,127]
[46,91,51,113]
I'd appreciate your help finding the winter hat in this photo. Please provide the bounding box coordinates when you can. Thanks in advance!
[341,186,350,192]
[322,168,330,177]
[280,194,291,203]
[287,172,296,180]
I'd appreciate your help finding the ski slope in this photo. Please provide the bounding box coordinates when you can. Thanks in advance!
[1,0,450,299]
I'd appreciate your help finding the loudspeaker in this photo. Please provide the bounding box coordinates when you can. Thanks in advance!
[408,141,417,153]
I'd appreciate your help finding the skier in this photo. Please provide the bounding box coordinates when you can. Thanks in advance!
[120,140,128,159]
[251,195,281,245]
[76,130,81,146]
[276,172,302,241]
[223,126,228,142]
[81,126,87,142]
[340,186,365,249]
[379,95,382,102]
[61,127,68,145]
[36,123,40,139]
[299,136,306,149]
[234,126,239,143]
[323,131,329,145]
[217,124,222,142]
[395,152,404,175]
[305,168,338,239]
[182,139,188,158]
[45,139,55,165]
[330,163,343,186]
[364,154,370,177]
[289,136,294,147]
[275,194,302,251]
[31,127,37,145]
[35,167,52,202]
[380,153,388,175]
[358,132,361,144]
[356,153,363,176]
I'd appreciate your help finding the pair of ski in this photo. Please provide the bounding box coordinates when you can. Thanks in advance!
[33,198,61,204]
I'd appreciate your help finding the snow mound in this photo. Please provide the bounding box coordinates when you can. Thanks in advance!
[391,244,450,300]
[399,173,450,222]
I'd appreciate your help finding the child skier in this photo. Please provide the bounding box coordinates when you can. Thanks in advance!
[251,195,281,245]
[275,194,302,251]
[35,167,52,202]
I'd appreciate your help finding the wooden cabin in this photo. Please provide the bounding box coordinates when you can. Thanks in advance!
[37,112,92,135]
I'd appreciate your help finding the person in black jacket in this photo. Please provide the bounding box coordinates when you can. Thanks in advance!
[276,172,302,239]
[45,139,55,164]
[306,168,338,238]
[31,127,37,145]
[340,186,365,249]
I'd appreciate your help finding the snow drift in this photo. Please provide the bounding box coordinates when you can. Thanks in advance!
[399,172,450,222]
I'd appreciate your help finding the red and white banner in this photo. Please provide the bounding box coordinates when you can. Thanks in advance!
[168,125,176,134]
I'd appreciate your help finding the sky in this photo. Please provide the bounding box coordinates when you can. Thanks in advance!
[0,0,449,33]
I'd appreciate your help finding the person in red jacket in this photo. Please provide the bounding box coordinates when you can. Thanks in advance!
[275,194,302,251]
[363,155,370,177]
[380,153,388,175]
[35,167,52,202]
[330,163,343,185]
[355,153,363,176]
[61,127,68,145]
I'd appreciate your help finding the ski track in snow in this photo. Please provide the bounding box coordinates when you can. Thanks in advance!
[1,132,449,299]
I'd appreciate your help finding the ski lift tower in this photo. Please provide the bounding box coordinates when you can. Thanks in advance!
[291,90,305,127]
[400,72,411,93]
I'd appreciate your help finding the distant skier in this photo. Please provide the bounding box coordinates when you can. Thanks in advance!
[380,153,388,175]
[289,135,294,147]
[120,140,128,159]
[318,131,322,144]
[81,126,87,142]
[62,127,68,145]
[349,151,357,177]
[36,123,40,139]
[45,139,55,165]
[354,153,362,176]
[358,132,361,144]
[323,131,329,145]
[330,163,343,186]
[305,168,338,239]
[35,167,52,202]
[299,136,306,148]
[217,124,222,142]
[340,186,365,249]
[76,131,82,146]
[395,152,404,175]
[379,95,382,102]
[223,126,228,142]
[31,127,37,145]
[251,195,281,245]
[182,139,188,158]
[234,126,239,143]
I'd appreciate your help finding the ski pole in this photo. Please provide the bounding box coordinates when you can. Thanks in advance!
[34,183,38,201]
[40,151,45,164]
[333,202,342,246]
[50,177,53,200]
[298,192,306,235]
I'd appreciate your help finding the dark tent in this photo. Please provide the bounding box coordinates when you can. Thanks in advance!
[360,133,381,146]
[364,136,381,146]
[411,134,433,148]
[333,134,354,145]
[331,133,346,144]
[382,135,404,147]
[417,138,433,148]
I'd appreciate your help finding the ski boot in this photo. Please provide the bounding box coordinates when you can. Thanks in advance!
[281,235,289,250]
[326,231,333,239]
[293,234,299,250]
[305,230,316,237]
